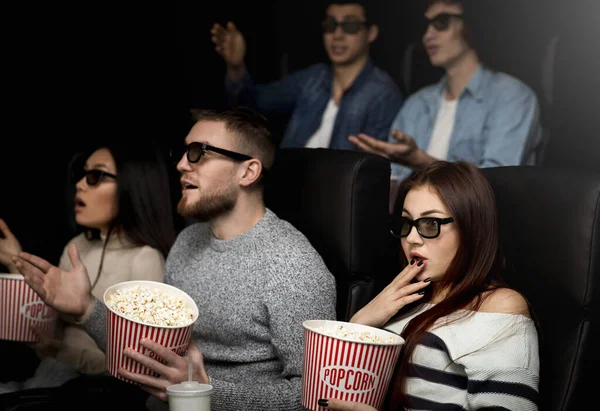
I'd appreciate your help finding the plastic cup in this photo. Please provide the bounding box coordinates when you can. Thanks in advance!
[103,280,199,383]
[302,320,404,411]
[167,381,213,411]
[0,273,58,341]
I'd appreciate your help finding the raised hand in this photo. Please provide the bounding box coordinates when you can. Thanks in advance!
[350,259,430,328]
[348,131,433,169]
[13,243,94,319]
[0,219,22,273]
[210,22,246,68]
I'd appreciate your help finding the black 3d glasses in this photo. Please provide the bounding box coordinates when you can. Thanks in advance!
[425,13,463,31]
[391,216,455,239]
[322,17,368,34]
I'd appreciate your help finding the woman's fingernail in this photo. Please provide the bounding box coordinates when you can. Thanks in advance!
[417,260,424,267]
[423,277,432,283]
[418,290,426,295]
[410,259,415,265]
[318,399,329,407]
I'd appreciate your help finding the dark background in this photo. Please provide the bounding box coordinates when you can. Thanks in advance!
[1,0,599,268]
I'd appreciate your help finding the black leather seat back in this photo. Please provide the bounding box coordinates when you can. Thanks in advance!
[264,148,395,320]
[482,166,599,410]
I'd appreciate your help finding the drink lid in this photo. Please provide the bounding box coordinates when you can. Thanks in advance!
[167,381,213,397]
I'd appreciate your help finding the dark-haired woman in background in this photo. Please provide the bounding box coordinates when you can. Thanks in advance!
[319,161,539,410]
[0,141,176,391]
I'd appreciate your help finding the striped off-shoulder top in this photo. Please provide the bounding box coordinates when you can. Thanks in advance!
[385,304,539,410]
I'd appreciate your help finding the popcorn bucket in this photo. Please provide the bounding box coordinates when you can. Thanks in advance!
[103,280,199,383]
[0,274,58,342]
[302,320,404,411]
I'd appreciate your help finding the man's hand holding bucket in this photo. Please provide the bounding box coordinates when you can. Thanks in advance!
[119,339,209,402]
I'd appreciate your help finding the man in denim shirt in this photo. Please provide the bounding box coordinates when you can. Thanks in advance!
[211,1,403,150]
[349,0,542,208]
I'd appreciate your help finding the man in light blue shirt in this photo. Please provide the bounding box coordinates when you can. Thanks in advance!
[349,0,542,209]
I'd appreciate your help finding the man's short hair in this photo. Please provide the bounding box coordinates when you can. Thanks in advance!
[191,106,276,171]
[325,0,375,24]
[426,0,464,7]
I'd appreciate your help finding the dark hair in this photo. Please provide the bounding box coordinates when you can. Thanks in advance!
[389,161,506,409]
[426,0,463,6]
[72,141,176,259]
[425,0,479,55]
[325,0,374,24]
[191,106,276,172]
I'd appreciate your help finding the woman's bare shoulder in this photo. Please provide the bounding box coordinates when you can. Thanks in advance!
[479,288,531,318]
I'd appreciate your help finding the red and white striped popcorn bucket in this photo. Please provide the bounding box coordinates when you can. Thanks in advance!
[0,274,58,342]
[302,320,404,411]
[103,281,199,383]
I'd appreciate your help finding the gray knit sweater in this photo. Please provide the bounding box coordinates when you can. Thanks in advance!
[82,209,337,410]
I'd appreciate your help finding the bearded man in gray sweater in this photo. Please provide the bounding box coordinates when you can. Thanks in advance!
[14,106,337,410]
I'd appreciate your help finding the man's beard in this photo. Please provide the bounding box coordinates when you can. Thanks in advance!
[177,185,237,222]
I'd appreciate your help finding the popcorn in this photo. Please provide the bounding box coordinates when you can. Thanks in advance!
[316,324,394,344]
[105,286,195,327]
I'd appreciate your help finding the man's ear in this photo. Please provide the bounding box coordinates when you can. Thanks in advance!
[368,24,379,43]
[239,159,263,187]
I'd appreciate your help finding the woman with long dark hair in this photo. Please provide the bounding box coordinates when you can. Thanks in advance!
[319,161,539,410]
[0,140,176,390]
